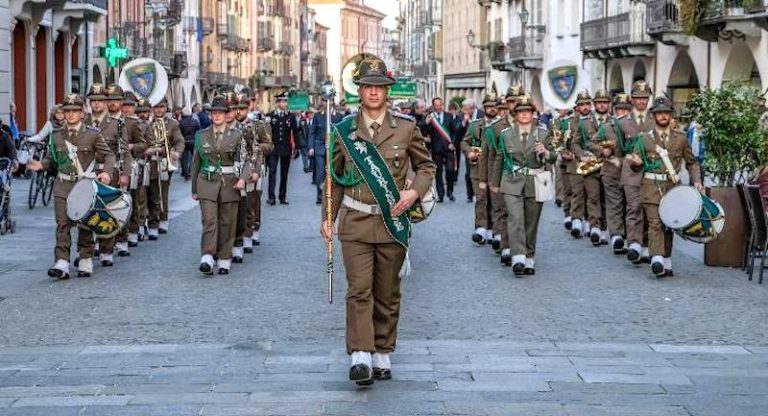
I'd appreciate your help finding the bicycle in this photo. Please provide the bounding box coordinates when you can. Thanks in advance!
[27,141,54,209]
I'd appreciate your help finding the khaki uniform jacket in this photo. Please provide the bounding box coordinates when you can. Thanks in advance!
[638,128,701,205]
[491,125,557,196]
[323,111,436,244]
[146,116,185,180]
[616,113,656,186]
[254,119,274,157]
[563,114,592,174]
[42,124,116,199]
[576,113,621,178]
[460,118,486,181]
[480,117,510,183]
[191,126,250,203]
[86,115,135,178]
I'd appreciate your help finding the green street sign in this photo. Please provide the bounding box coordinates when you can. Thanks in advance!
[103,38,128,68]
[287,90,310,111]
[343,78,417,104]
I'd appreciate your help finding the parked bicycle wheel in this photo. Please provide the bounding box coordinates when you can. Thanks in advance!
[28,171,39,209]
[42,173,54,206]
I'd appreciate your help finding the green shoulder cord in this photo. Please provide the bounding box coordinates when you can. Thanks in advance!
[613,119,633,154]
[633,135,662,172]
[48,132,71,170]
[195,131,221,179]
[578,117,590,150]
[596,122,606,142]
[328,127,363,187]
[501,130,516,174]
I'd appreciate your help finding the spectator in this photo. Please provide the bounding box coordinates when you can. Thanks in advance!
[8,102,19,147]
[178,107,201,180]
[198,103,212,129]
[172,106,183,121]
[27,105,65,144]
[191,103,201,123]
[686,120,705,183]
[0,119,18,172]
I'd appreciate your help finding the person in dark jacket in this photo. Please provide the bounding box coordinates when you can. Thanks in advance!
[266,92,302,205]
[452,98,484,202]
[197,104,212,130]
[425,97,456,202]
[0,120,18,172]
[309,99,330,204]
[179,108,201,180]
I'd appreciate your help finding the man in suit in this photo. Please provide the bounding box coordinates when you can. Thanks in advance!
[300,109,314,173]
[266,93,302,205]
[425,97,455,202]
[321,56,436,386]
[309,98,331,205]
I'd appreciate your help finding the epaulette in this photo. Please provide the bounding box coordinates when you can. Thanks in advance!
[469,119,482,127]
[392,112,414,122]
[335,113,356,127]
[487,117,501,126]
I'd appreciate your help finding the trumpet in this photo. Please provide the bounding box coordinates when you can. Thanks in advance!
[468,146,482,165]
[152,117,177,173]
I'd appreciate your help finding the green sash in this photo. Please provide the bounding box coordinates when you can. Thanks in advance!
[334,126,411,248]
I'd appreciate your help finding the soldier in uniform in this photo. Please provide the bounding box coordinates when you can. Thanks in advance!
[98,85,144,261]
[619,81,655,264]
[191,95,249,275]
[461,94,498,245]
[230,92,263,263]
[27,94,115,279]
[145,98,184,239]
[491,95,557,275]
[246,94,273,246]
[552,108,573,230]
[561,91,593,239]
[320,56,436,386]
[266,92,302,205]
[600,93,633,254]
[574,89,610,246]
[627,97,702,277]
[132,97,152,242]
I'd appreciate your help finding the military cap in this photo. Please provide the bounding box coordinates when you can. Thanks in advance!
[593,89,611,102]
[649,96,674,113]
[575,90,593,105]
[631,80,653,98]
[61,94,85,111]
[513,95,536,113]
[482,92,498,107]
[612,93,633,110]
[239,87,254,99]
[153,97,169,108]
[505,85,524,101]
[275,91,288,102]
[210,95,230,112]
[496,99,507,110]
[136,98,151,112]
[86,83,108,100]
[106,84,124,100]
[235,93,250,109]
[352,54,395,86]
[123,91,138,105]
[221,91,238,109]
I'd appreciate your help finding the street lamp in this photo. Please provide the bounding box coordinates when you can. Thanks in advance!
[466,29,486,50]
[518,7,530,88]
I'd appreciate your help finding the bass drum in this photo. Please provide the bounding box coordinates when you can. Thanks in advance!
[407,185,437,224]
[659,185,725,244]
[67,179,132,239]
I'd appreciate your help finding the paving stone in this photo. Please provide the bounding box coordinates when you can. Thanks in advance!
[80,405,203,416]
[549,381,665,394]
[438,379,552,392]
[570,357,671,367]
[0,347,83,356]
[579,372,692,385]
[555,342,654,353]
[202,403,324,415]
[0,407,83,416]
[0,399,14,408]
[0,384,105,398]
[128,393,249,405]
[247,390,365,403]
[324,400,446,415]
[563,404,691,416]
[12,395,132,407]
[745,346,768,354]
[650,345,751,355]
[472,371,582,384]
[81,345,179,355]
[445,401,567,416]
[100,383,214,395]
[527,349,627,358]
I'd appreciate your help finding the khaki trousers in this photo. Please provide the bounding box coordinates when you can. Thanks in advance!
[245,189,258,236]
[199,199,238,260]
[602,172,625,237]
[234,192,250,247]
[558,165,572,217]
[504,194,543,257]
[54,197,95,261]
[147,180,170,228]
[128,186,147,233]
[342,240,406,354]
[491,191,509,248]
[624,184,645,245]
[644,203,673,257]
[471,178,490,229]
[584,173,603,228]
[567,173,586,220]
[251,190,263,232]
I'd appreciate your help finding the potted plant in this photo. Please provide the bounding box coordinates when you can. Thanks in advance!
[688,83,768,267]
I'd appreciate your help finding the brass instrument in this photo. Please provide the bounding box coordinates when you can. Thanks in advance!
[576,153,603,176]
[152,117,177,173]
[469,146,482,165]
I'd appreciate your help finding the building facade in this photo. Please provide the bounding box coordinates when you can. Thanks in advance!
[442,0,487,104]
[400,0,441,101]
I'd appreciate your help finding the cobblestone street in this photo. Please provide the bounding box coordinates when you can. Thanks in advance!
[0,167,767,415]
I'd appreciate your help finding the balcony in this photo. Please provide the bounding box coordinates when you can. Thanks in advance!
[646,0,689,45]
[695,0,768,42]
[581,5,654,59]
[217,20,229,38]
[507,27,545,69]
[256,75,278,88]
[257,38,274,52]
[278,75,297,87]
[184,17,215,36]
[477,0,501,7]
[487,42,507,70]
[223,34,251,53]
[412,62,435,78]
[208,72,230,86]
[56,0,107,18]
[165,0,182,26]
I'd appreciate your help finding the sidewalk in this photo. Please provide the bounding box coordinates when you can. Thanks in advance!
[0,341,766,415]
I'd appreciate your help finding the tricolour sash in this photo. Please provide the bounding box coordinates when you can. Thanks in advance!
[428,114,452,147]
[334,127,411,248]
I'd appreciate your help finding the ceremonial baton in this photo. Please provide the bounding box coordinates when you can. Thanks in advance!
[321,82,336,304]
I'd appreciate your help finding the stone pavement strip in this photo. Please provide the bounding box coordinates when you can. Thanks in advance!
[0,341,766,415]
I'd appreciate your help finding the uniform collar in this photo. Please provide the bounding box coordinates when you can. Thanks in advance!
[361,109,386,131]
[213,125,227,135]
[67,122,82,133]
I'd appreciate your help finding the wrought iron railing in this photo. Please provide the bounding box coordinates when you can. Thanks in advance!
[581,9,651,51]
[647,0,683,34]
[258,38,274,51]
[702,0,768,20]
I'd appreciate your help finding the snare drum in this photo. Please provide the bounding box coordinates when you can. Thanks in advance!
[66,179,133,239]
[659,185,725,244]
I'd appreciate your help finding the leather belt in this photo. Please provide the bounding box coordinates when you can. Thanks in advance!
[643,172,669,182]
[203,166,236,175]
[57,172,78,182]
[509,167,545,177]
[343,195,381,215]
